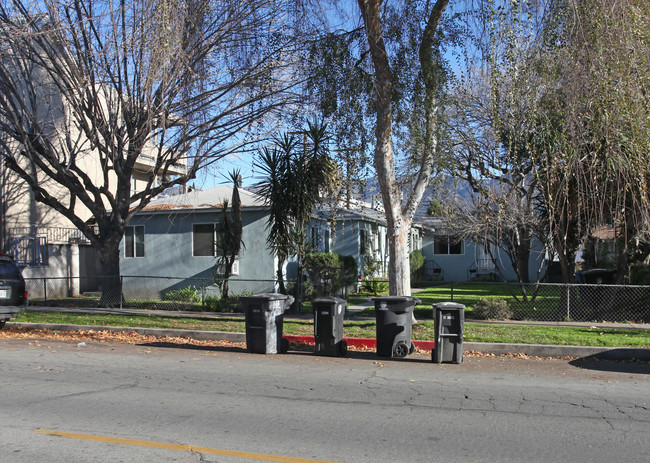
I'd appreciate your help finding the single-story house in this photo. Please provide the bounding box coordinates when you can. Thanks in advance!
[418,216,548,282]
[120,186,547,301]
[119,188,420,299]
[302,198,423,281]
[119,186,277,300]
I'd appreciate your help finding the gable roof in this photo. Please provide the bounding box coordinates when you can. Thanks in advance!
[142,186,267,212]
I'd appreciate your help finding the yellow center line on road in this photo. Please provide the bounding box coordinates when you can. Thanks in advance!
[34,429,337,463]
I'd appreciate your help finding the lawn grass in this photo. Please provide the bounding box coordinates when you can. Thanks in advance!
[14,311,650,348]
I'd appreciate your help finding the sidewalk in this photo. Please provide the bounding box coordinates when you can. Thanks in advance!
[12,305,650,361]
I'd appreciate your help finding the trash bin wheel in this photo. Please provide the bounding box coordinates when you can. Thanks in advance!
[393,341,409,358]
[409,342,415,355]
[339,340,348,357]
[280,338,290,354]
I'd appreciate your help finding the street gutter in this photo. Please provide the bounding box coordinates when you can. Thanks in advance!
[8,321,650,361]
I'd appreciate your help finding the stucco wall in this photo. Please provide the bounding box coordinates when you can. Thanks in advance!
[420,231,548,282]
[120,209,276,299]
[21,243,100,298]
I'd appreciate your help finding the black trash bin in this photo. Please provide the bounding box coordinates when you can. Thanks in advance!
[575,268,617,284]
[432,302,465,364]
[575,269,617,320]
[242,293,294,354]
[374,296,420,358]
[313,297,347,357]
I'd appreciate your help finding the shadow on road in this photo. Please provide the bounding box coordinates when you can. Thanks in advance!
[569,351,650,375]
[136,340,435,363]
[138,341,247,354]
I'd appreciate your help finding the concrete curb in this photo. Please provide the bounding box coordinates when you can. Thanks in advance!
[8,322,650,361]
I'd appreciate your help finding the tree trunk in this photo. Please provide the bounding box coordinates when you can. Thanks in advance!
[276,257,287,294]
[358,0,408,298]
[357,0,447,302]
[514,230,532,283]
[99,243,123,308]
[387,217,412,296]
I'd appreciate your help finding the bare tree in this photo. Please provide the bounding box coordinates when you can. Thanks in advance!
[0,0,300,304]
[445,0,549,284]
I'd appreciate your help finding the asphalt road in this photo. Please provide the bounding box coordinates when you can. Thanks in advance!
[1,337,649,463]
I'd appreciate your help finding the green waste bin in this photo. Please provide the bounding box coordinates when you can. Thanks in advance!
[313,297,347,357]
[242,293,294,354]
[432,302,465,364]
[374,296,420,358]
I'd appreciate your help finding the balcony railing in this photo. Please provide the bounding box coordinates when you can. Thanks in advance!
[10,227,92,244]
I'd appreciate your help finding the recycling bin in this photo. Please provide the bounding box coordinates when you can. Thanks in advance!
[374,296,420,358]
[432,302,465,364]
[312,297,347,357]
[242,293,294,354]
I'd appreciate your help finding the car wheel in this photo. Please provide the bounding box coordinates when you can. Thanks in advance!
[0,320,5,330]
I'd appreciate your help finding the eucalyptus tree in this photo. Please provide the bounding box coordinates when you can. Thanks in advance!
[0,0,300,305]
[354,0,452,296]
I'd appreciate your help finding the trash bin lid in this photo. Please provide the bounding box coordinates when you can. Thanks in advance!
[373,296,421,312]
[373,296,421,303]
[241,293,294,310]
[312,297,346,305]
[373,296,422,305]
[434,302,465,310]
[242,292,292,301]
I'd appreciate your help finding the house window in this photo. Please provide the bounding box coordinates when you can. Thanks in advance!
[311,226,318,250]
[434,235,464,255]
[310,227,331,253]
[360,229,368,255]
[125,226,145,258]
[410,230,422,252]
[324,229,330,253]
[193,223,215,257]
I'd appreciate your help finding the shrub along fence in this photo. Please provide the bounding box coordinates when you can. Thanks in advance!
[23,276,650,323]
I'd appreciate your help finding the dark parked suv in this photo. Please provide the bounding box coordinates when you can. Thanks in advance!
[0,254,27,329]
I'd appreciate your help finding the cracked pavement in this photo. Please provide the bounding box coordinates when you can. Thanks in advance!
[1,336,648,462]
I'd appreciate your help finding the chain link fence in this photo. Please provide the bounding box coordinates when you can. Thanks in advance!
[25,276,282,313]
[23,276,650,323]
[428,282,650,323]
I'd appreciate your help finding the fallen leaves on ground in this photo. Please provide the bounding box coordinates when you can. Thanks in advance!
[0,327,245,350]
[1,327,584,360]
[464,350,578,361]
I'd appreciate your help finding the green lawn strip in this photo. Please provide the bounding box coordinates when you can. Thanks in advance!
[462,324,650,348]
[14,311,650,348]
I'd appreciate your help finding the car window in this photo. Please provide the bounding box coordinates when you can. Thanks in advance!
[0,261,22,279]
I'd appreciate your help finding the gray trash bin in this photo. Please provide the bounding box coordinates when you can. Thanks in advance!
[374,296,420,358]
[313,297,347,357]
[242,293,294,354]
[432,302,465,364]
